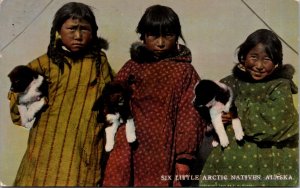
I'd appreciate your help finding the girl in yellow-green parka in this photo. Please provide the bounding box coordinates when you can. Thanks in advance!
[200,29,298,187]
[8,2,114,186]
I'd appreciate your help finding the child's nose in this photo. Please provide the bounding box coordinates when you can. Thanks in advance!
[255,60,264,69]
[157,36,165,48]
[74,29,82,39]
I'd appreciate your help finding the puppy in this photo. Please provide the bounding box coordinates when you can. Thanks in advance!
[8,65,47,129]
[193,79,244,147]
[93,76,136,152]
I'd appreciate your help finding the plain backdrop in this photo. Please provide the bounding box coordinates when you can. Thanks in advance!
[0,0,298,185]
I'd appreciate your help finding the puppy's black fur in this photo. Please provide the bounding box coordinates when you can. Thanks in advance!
[8,65,48,96]
[8,65,48,129]
[92,75,137,152]
[193,79,244,148]
[92,75,135,124]
[193,79,237,123]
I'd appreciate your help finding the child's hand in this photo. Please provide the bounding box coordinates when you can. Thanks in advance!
[174,163,190,186]
[222,112,233,124]
[175,163,190,175]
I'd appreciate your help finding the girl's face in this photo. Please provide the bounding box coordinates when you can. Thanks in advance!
[59,18,92,52]
[144,33,177,58]
[244,43,276,80]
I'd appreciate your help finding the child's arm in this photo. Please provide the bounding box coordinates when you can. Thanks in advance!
[175,66,205,164]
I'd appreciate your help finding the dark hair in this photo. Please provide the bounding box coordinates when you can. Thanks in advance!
[52,2,98,38]
[237,29,283,67]
[136,4,185,43]
[47,2,103,77]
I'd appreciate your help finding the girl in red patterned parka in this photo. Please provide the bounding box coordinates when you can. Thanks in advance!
[102,4,206,187]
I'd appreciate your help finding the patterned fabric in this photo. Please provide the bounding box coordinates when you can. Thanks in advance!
[200,71,299,186]
[8,52,113,186]
[102,44,205,186]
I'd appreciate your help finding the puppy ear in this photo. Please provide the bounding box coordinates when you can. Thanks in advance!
[194,80,218,105]
[8,65,38,79]
[127,74,136,85]
[92,96,104,111]
[215,87,230,104]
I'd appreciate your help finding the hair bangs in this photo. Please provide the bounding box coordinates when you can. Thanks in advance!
[143,14,179,36]
[53,2,98,35]
[136,5,184,42]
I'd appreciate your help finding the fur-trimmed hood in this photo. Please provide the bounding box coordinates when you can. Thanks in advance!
[95,37,109,51]
[233,63,298,94]
[129,42,192,63]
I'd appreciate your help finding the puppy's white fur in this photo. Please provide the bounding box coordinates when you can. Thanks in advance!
[105,113,136,152]
[18,75,46,129]
[208,81,244,147]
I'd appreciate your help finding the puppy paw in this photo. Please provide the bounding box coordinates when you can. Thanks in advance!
[105,143,114,152]
[125,119,136,143]
[232,118,244,141]
[219,135,229,147]
[212,140,219,147]
[21,115,30,127]
[235,130,244,141]
[24,119,35,129]
[126,133,136,143]
[26,111,36,122]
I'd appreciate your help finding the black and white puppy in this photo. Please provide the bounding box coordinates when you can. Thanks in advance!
[193,79,244,147]
[93,76,136,152]
[8,65,47,129]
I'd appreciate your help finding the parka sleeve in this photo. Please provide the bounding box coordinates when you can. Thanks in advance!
[235,79,298,143]
[8,91,21,126]
[175,66,206,162]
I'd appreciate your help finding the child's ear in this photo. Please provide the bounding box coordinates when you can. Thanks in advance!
[237,63,246,71]
[139,34,145,42]
[240,58,246,66]
[240,56,245,62]
[55,31,61,40]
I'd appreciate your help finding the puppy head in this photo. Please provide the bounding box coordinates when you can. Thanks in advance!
[92,80,133,122]
[8,65,38,93]
[102,81,132,111]
[193,79,221,109]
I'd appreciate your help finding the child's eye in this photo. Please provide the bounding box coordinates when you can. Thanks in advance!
[264,57,272,61]
[165,33,175,39]
[80,26,91,32]
[68,27,76,31]
[249,55,257,60]
[146,34,159,40]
